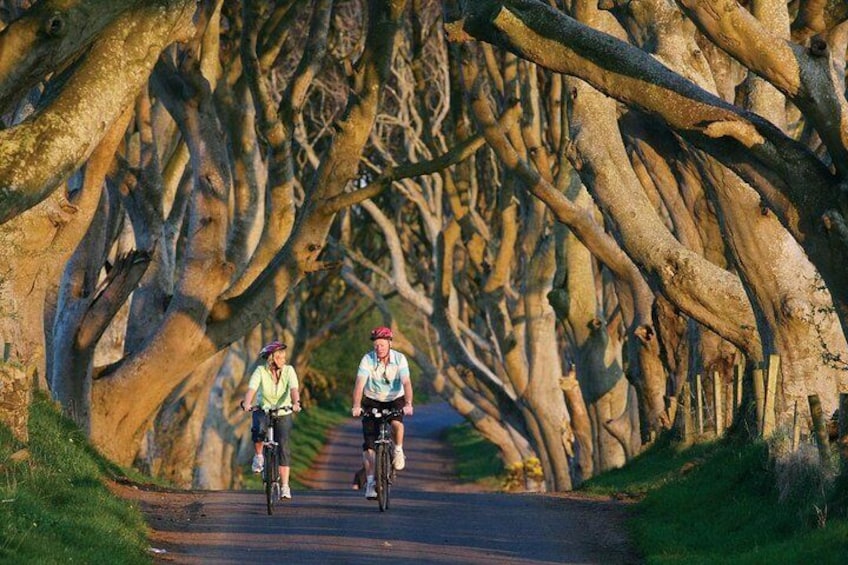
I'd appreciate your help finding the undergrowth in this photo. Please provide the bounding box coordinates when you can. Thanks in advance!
[442,421,505,490]
[581,436,848,563]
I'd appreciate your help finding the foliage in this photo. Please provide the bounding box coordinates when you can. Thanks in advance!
[772,444,835,528]
[442,422,505,490]
[581,438,848,563]
[502,457,545,492]
[298,368,342,406]
[309,317,374,402]
[0,392,150,564]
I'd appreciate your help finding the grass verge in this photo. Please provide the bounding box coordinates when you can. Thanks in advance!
[581,437,848,563]
[0,392,150,564]
[442,421,505,490]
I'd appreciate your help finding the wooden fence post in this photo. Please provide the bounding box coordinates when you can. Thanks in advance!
[667,394,678,428]
[696,373,704,436]
[753,365,765,436]
[762,354,779,437]
[0,359,32,443]
[713,371,724,436]
[809,394,830,465]
[838,393,848,467]
[792,400,801,452]
[682,381,693,444]
[733,364,743,411]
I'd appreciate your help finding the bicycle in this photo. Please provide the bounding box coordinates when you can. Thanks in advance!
[363,407,403,512]
[246,404,291,515]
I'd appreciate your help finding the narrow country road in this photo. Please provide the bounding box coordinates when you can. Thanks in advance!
[147,403,638,564]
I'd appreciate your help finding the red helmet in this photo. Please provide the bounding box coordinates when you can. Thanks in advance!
[259,340,287,358]
[369,326,393,341]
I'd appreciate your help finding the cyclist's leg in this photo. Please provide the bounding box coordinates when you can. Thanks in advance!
[387,397,406,445]
[361,398,380,477]
[361,398,380,497]
[251,411,266,472]
[276,414,294,487]
[390,419,405,445]
[387,398,406,470]
[362,442,376,483]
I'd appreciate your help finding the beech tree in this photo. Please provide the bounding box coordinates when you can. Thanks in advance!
[3,0,848,494]
[1,0,413,467]
[447,0,848,435]
[0,0,196,442]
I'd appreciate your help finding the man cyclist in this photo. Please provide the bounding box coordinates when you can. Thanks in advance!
[241,340,301,500]
[351,326,413,499]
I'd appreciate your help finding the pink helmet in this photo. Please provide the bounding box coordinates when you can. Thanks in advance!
[370,326,393,341]
[259,340,287,358]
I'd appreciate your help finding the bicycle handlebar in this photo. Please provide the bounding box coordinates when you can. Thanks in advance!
[240,401,297,415]
[359,407,404,419]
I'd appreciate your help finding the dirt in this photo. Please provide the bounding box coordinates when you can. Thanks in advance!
[114,403,640,564]
[107,479,207,558]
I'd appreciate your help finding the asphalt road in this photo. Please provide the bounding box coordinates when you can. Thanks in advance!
[150,403,638,564]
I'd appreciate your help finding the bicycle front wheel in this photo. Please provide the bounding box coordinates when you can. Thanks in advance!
[376,444,391,511]
[264,448,276,515]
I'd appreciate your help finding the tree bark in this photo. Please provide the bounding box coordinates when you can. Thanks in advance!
[88,0,410,464]
[0,0,196,224]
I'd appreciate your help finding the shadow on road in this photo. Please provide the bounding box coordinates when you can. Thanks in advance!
[148,403,639,564]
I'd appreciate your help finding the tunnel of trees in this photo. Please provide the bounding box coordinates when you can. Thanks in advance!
[1,0,847,492]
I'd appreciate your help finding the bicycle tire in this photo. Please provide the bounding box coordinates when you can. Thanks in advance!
[376,443,391,511]
[272,454,281,505]
[383,444,392,511]
[264,447,275,515]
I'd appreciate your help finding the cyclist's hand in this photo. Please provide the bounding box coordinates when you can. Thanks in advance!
[403,404,413,416]
[352,406,362,418]
[293,402,302,413]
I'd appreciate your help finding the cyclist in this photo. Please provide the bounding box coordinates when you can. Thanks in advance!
[351,326,413,499]
[242,340,302,499]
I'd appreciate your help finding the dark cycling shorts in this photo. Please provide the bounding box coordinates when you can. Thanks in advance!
[251,409,294,466]
[361,397,405,451]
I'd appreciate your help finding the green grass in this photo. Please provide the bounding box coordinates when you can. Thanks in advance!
[0,392,150,564]
[240,404,346,490]
[581,437,848,564]
[442,421,505,490]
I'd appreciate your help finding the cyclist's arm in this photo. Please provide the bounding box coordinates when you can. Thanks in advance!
[243,365,263,410]
[291,386,301,412]
[402,377,413,415]
[288,366,302,412]
[352,375,367,416]
[352,354,371,416]
[398,353,413,415]
[243,388,257,411]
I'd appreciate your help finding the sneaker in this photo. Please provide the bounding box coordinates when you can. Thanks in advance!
[251,454,264,473]
[393,446,406,471]
[281,484,291,499]
[365,480,377,499]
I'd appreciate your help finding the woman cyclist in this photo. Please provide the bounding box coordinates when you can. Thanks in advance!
[242,340,301,499]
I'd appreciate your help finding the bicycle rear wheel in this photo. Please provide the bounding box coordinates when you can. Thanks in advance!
[376,443,391,511]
